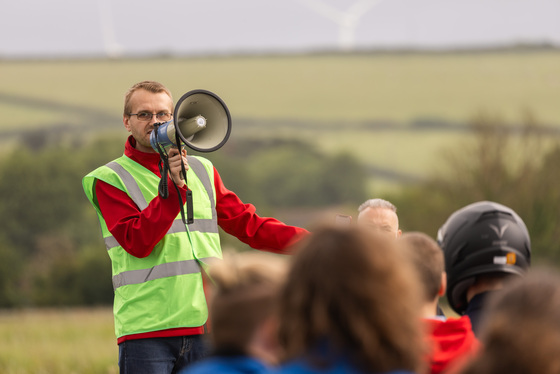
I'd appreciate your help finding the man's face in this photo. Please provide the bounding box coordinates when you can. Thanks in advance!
[123,89,173,153]
[357,207,402,238]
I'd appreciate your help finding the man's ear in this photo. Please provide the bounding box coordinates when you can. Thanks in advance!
[438,272,447,297]
[123,115,131,132]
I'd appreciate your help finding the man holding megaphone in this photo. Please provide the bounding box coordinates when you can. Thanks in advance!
[82,80,309,374]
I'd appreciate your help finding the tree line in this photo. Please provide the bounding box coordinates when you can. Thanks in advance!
[390,113,560,264]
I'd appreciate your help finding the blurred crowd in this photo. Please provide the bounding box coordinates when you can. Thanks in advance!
[180,199,551,374]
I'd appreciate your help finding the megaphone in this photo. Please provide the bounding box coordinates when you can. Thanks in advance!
[150,89,232,153]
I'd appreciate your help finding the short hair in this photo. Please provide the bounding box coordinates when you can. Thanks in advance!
[358,198,397,213]
[400,232,445,302]
[278,225,423,373]
[123,80,173,117]
[459,269,560,374]
[208,252,287,353]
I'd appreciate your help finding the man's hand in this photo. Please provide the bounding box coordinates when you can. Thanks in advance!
[167,147,189,188]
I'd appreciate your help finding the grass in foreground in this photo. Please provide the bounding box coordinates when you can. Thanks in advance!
[0,308,117,374]
[0,304,460,373]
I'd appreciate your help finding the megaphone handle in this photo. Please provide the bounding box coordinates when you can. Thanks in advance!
[157,158,169,199]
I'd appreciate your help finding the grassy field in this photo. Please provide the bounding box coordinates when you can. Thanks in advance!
[2,50,559,126]
[2,49,559,192]
[0,308,117,374]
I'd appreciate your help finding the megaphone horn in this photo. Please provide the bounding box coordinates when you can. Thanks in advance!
[150,89,232,153]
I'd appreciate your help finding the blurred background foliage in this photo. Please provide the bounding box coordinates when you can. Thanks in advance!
[0,114,559,307]
[0,134,370,307]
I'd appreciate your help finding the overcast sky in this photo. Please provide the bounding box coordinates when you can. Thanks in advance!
[1,0,560,58]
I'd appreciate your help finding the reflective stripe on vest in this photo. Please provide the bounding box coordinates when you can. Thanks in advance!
[102,156,219,251]
[112,256,219,289]
[113,259,200,289]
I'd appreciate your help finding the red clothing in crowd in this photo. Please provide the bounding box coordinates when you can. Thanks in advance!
[424,316,480,374]
[95,136,309,343]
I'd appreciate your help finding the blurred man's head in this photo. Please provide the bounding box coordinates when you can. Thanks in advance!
[208,252,288,363]
[401,232,446,317]
[357,198,402,238]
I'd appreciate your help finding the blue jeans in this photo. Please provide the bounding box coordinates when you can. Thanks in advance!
[118,335,210,374]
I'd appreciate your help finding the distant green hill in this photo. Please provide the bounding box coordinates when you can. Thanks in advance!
[2,50,559,193]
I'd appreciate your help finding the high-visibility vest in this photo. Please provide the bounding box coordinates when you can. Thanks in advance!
[82,154,222,338]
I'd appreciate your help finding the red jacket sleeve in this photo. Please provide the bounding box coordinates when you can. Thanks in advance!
[95,177,187,258]
[214,167,309,254]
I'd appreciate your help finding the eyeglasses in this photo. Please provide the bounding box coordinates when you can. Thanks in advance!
[129,111,172,122]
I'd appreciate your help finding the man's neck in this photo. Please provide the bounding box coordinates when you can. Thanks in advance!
[422,299,440,318]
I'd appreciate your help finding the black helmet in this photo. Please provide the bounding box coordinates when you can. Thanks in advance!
[437,201,531,314]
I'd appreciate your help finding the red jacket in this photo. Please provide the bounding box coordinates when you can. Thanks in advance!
[95,136,309,343]
[424,316,480,374]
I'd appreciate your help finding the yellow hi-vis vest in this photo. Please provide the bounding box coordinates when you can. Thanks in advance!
[82,154,222,338]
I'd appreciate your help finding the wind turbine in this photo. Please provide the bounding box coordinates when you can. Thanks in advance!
[295,0,385,51]
[97,0,123,58]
